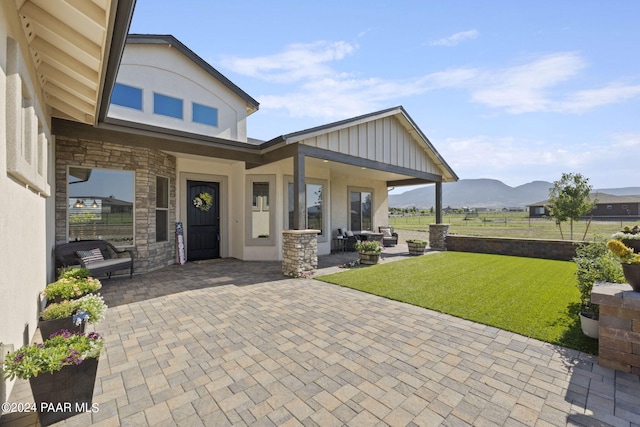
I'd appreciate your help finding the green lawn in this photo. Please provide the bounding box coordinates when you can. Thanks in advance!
[316,252,598,354]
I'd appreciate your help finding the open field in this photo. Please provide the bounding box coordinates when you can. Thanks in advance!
[390,212,636,240]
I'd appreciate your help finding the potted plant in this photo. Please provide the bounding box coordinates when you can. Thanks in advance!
[43,275,102,305]
[606,239,640,291]
[610,225,640,253]
[406,239,428,255]
[573,239,624,338]
[39,294,108,340]
[2,330,104,425]
[354,240,383,265]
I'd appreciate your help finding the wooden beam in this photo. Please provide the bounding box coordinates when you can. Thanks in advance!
[435,181,443,224]
[293,148,306,230]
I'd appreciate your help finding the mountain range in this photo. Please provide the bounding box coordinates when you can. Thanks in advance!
[388,179,640,209]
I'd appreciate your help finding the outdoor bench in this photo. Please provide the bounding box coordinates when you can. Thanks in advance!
[55,240,134,278]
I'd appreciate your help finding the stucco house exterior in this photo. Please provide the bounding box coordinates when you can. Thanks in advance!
[0,1,456,401]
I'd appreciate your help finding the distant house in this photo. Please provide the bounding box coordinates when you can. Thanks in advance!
[528,193,640,219]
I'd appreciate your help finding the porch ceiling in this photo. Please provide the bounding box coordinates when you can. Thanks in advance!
[305,157,432,187]
[14,0,134,125]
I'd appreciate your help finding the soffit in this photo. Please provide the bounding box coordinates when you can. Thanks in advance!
[14,0,117,125]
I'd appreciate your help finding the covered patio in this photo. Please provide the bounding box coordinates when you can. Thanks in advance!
[2,251,638,426]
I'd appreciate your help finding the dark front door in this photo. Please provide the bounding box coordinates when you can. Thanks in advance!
[187,180,220,261]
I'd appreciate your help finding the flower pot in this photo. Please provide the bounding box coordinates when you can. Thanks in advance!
[407,241,427,255]
[359,251,380,265]
[621,239,640,254]
[579,312,599,339]
[29,357,98,426]
[621,263,640,292]
[39,316,85,341]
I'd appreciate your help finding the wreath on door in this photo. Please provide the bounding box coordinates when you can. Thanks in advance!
[193,192,213,212]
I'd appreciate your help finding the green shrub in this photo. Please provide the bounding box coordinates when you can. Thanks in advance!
[43,277,102,300]
[40,294,107,324]
[58,267,91,279]
[573,237,624,318]
[354,240,383,253]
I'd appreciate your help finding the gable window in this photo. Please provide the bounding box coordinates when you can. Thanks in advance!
[154,93,183,119]
[285,178,327,240]
[192,103,218,127]
[111,83,143,110]
[68,167,134,245]
[349,188,373,231]
[246,175,276,246]
[156,176,169,242]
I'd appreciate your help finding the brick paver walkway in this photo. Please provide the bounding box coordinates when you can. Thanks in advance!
[2,247,639,426]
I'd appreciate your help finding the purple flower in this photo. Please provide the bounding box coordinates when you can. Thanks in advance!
[13,353,24,364]
[87,332,102,340]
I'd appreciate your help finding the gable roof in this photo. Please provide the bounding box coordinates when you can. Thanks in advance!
[125,34,259,114]
[263,106,458,182]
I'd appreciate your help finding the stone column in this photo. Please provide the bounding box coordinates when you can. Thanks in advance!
[429,224,449,250]
[591,282,640,374]
[282,230,320,277]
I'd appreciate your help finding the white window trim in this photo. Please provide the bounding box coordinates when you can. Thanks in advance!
[155,175,170,243]
[348,186,374,232]
[283,176,329,242]
[246,175,276,246]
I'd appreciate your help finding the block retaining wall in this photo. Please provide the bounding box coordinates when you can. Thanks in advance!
[445,235,581,261]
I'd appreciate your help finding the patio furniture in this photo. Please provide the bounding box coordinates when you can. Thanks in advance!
[378,226,398,246]
[55,240,134,278]
[338,229,361,251]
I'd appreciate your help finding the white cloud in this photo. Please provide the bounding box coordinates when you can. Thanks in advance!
[221,42,640,120]
[470,53,587,113]
[560,84,640,113]
[220,41,357,84]
[429,30,479,47]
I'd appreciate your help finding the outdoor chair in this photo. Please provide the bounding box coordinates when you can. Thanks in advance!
[338,228,361,251]
[378,226,399,247]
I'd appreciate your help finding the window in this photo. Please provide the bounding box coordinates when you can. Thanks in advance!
[246,175,276,245]
[156,176,169,242]
[68,167,134,245]
[154,93,183,119]
[192,103,218,127]
[534,207,545,215]
[111,83,143,110]
[349,189,373,231]
[607,205,613,210]
[286,180,326,238]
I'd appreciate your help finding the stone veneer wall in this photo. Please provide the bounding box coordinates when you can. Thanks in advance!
[55,136,176,273]
[429,224,449,250]
[591,283,640,375]
[282,230,319,276]
[445,235,580,261]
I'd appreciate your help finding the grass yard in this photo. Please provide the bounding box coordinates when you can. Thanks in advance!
[317,252,598,354]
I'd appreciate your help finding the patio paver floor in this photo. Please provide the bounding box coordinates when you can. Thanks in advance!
[2,246,639,426]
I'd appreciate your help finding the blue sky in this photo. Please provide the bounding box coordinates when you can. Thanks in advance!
[129,0,640,193]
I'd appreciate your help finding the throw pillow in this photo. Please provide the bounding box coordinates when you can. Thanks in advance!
[77,248,104,264]
[380,227,392,237]
[345,230,354,237]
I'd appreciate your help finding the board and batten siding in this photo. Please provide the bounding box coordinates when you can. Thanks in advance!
[299,116,438,174]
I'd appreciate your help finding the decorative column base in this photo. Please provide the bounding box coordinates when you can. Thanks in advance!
[429,224,449,250]
[282,230,320,277]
